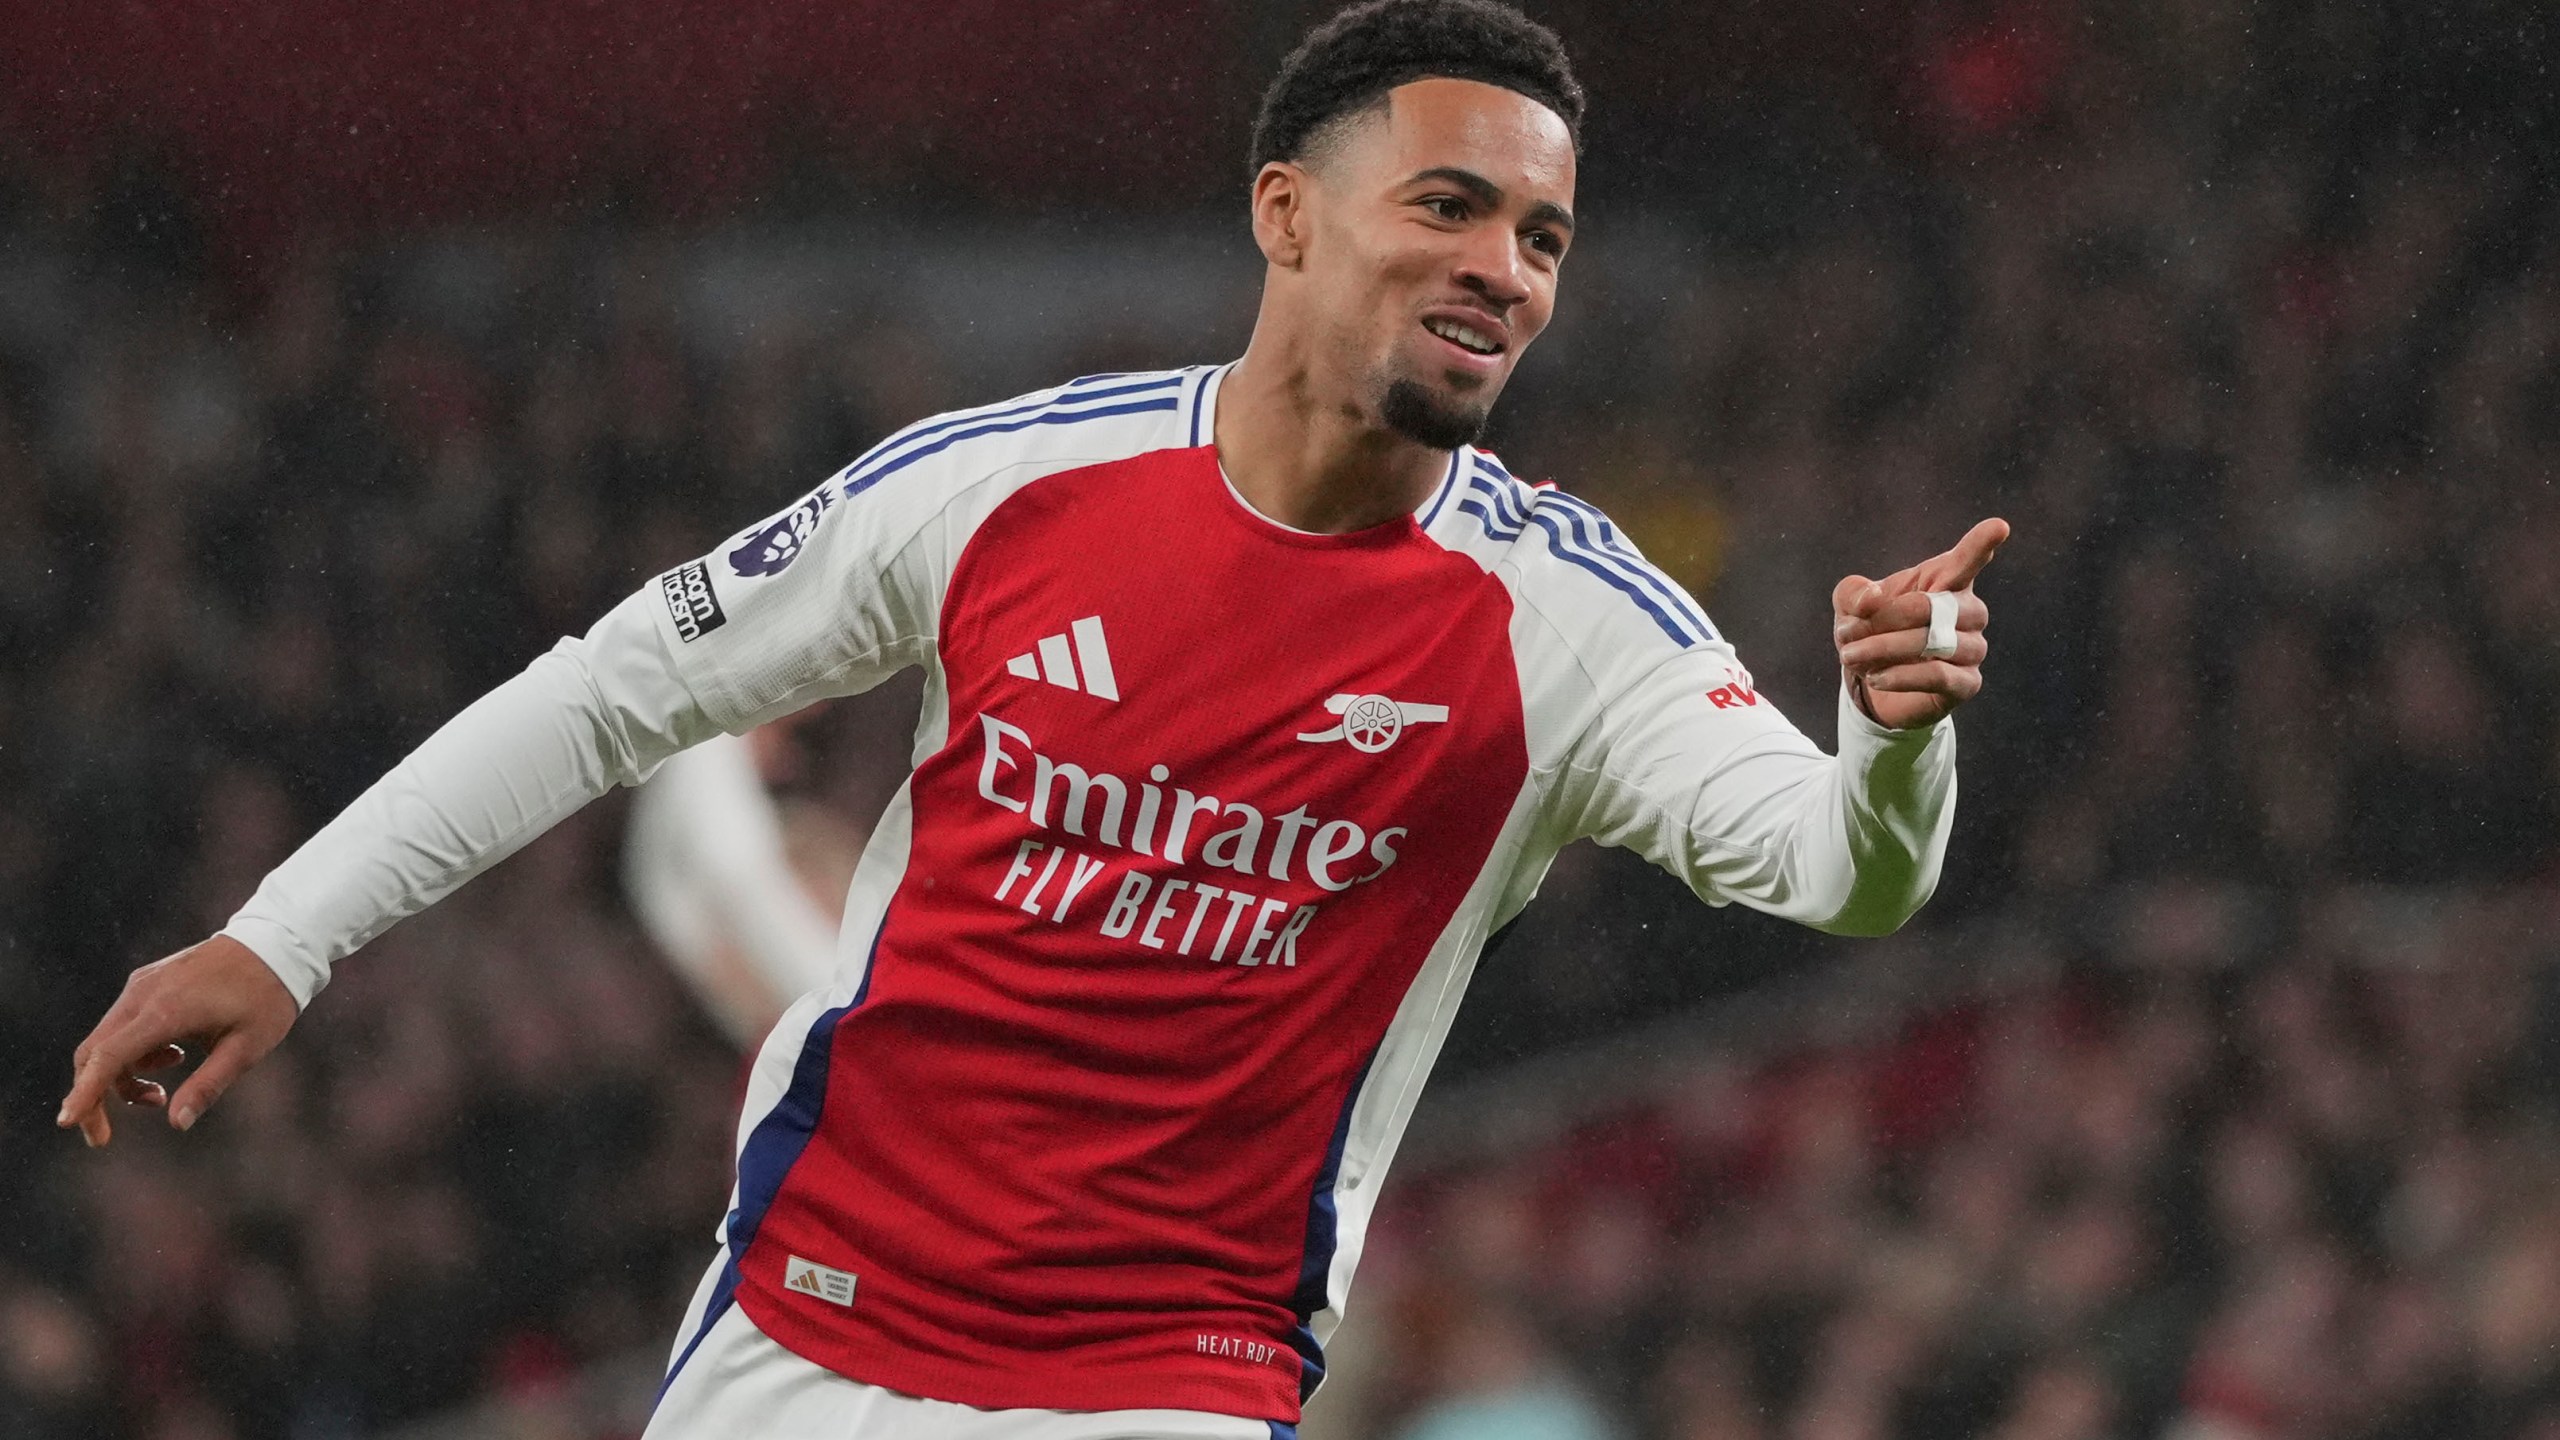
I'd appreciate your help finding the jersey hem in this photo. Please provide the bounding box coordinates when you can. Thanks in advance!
[735,1284,1300,1423]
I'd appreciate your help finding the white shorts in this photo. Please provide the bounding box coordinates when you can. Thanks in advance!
[644,1301,1285,1440]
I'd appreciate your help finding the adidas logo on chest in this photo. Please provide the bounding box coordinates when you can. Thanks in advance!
[1005,615,1119,701]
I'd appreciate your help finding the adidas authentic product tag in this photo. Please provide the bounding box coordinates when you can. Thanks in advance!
[783,1254,858,1307]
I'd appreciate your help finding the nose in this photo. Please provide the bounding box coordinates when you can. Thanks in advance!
[1452,231,1531,314]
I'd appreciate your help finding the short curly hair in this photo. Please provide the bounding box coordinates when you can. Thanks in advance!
[1248,0,1585,178]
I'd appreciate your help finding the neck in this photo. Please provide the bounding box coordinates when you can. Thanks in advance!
[1212,328,1454,535]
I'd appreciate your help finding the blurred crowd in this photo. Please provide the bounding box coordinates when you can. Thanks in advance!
[3,0,2558,1433]
[0,168,956,1436]
[1349,888,2560,1440]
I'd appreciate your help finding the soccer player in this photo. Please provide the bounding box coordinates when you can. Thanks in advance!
[57,1,2004,1435]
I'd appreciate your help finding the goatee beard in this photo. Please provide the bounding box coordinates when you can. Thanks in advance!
[1380,377,1489,450]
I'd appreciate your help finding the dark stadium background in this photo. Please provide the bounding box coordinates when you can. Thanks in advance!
[6,1,2560,1436]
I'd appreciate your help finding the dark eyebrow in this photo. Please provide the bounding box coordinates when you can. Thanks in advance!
[1403,166,1576,234]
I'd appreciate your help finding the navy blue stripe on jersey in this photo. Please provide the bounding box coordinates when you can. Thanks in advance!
[1455,495,1523,541]
[839,394,1181,504]
[1463,467,1529,529]
[816,374,1187,501]
[1459,466,1533,536]
[1484,469,1530,527]
[1417,450,1464,528]
[1525,507,1700,646]
[924,373,1183,445]
[655,926,887,1406]
[1186,364,1221,449]
[1456,465,1706,646]
[1476,456,1716,644]
[1288,1047,1378,1407]
[1471,456,1530,505]
[1541,489,1719,643]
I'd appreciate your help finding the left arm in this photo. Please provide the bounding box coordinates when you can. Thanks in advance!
[1557,519,2004,936]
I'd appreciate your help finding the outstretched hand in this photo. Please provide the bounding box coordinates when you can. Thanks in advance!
[1832,518,2009,730]
[58,934,298,1146]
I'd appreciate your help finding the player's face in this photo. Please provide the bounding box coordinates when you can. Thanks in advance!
[1312,77,1576,449]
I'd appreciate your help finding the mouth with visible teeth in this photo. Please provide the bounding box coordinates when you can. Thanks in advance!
[1423,315,1505,357]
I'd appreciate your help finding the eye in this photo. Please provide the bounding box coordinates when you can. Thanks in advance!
[1419,195,1469,222]
[1526,229,1565,259]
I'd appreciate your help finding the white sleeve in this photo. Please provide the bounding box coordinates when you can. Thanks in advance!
[1553,643,1957,937]
[221,594,696,1007]
[222,461,949,1009]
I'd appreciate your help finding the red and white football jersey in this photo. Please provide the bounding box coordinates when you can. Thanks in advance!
[227,364,1956,1426]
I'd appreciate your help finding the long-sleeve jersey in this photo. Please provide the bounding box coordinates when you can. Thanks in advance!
[222,363,1957,1424]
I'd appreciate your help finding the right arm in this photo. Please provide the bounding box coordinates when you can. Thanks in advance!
[227,591,729,1011]
[58,370,1192,1143]
[59,467,940,1144]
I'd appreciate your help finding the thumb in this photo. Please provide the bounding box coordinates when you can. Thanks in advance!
[1832,574,1881,617]
[167,1031,267,1132]
[1870,560,1927,604]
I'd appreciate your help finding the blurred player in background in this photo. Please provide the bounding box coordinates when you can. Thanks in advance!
[624,720,853,1047]
[59,1,2002,1436]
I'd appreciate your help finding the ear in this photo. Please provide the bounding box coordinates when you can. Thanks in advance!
[1250,161,1313,269]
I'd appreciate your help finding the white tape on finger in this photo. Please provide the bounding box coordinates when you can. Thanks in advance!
[1922,590,1961,660]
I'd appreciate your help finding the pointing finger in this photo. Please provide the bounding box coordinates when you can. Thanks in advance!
[1921,518,2010,591]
